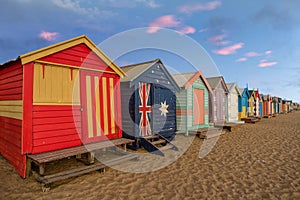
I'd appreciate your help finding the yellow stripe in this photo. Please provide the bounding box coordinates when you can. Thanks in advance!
[86,76,93,138]
[32,102,81,106]
[102,77,108,135]
[94,76,101,136]
[109,78,115,134]
[0,100,23,120]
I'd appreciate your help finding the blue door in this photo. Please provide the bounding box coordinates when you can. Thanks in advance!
[152,84,176,139]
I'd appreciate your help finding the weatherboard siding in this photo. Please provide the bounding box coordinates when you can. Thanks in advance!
[120,82,136,137]
[40,44,114,72]
[176,77,209,135]
[0,61,26,177]
[227,89,239,122]
[31,105,82,154]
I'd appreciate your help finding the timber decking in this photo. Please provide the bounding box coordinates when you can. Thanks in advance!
[241,117,260,123]
[33,153,137,192]
[214,123,243,132]
[28,138,133,164]
[27,138,136,190]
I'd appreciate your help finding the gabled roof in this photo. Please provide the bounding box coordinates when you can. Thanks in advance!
[226,82,241,96]
[121,59,158,82]
[263,94,272,101]
[1,35,125,77]
[172,71,213,94]
[248,89,260,99]
[120,59,180,91]
[239,88,251,98]
[206,76,229,93]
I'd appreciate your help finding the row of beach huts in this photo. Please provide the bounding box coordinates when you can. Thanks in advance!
[0,35,299,189]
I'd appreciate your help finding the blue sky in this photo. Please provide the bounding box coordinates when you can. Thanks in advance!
[1,0,299,102]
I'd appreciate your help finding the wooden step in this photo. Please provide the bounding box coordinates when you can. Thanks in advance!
[199,130,224,139]
[34,153,138,191]
[159,144,174,151]
[151,139,166,145]
[143,135,160,140]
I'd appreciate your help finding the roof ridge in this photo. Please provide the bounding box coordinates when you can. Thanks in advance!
[120,58,160,68]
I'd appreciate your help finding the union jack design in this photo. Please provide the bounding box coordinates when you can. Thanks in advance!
[138,82,152,136]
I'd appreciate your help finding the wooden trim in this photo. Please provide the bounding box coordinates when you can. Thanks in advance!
[184,71,214,96]
[32,102,81,106]
[34,60,117,74]
[22,63,34,154]
[0,100,23,120]
[20,35,126,77]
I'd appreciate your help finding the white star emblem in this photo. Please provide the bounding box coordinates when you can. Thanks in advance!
[159,101,169,117]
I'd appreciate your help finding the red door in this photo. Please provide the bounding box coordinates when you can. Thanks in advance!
[193,89,204,125]
[80,70,118,144]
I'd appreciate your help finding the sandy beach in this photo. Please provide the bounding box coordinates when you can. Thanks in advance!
[0,111,299,199]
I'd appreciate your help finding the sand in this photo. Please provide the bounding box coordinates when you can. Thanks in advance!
[0,111,299,199]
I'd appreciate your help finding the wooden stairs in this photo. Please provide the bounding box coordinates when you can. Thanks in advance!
[140,134,178,156]
[241,117,260,123]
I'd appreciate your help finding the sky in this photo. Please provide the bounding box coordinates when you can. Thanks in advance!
[1,0,300,102]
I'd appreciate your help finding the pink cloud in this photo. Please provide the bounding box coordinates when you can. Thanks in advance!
[214,40,231,45]
[178,26,196,34]
[236,57,248,62]
[265,50,272,55]
[39,31,59,41]
[179,0,222,14]
[245,51,261,57]
[147,15,180,33]
[208,34,230,46]
[208,34,226,42]
[213,42,244,55]
[199,28,208,33]
[258,60,278,67]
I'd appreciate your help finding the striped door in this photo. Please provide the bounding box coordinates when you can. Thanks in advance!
[193,89,204,125]
[80,71,118,144]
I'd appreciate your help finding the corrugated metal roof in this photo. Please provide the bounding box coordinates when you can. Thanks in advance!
[206,76,222,89]
[226,82,241,96]
[206,76,229,93]
[238,88,245,94]
[120,59,159,82]
[172,72,196,88]
[226,83,234,91]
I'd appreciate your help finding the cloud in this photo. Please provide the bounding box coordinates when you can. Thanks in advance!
[178,26,196,34]
[52,0,90,14]
[254,3,300,30]
[39,31,59,41]
[207,34,230,45]
[213,42,244,55]
[265,50,272,55]
[258,60,278,67]
[52,0,115,18]
[245,51,261,57]
[208,34,226,42]
[236,57,248,62]
[199,28,208,33]
[147,15,180,33]
[143,0,160,8]
[179,0,221,14]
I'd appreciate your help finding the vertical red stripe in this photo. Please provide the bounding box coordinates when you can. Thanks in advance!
[22,62,33,154]
[80,71,87,142]
[115,78,122,138]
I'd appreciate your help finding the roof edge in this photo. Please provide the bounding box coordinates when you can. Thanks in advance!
[19,35,126,78]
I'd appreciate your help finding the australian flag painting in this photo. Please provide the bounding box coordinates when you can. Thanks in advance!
[138,82,152,137]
